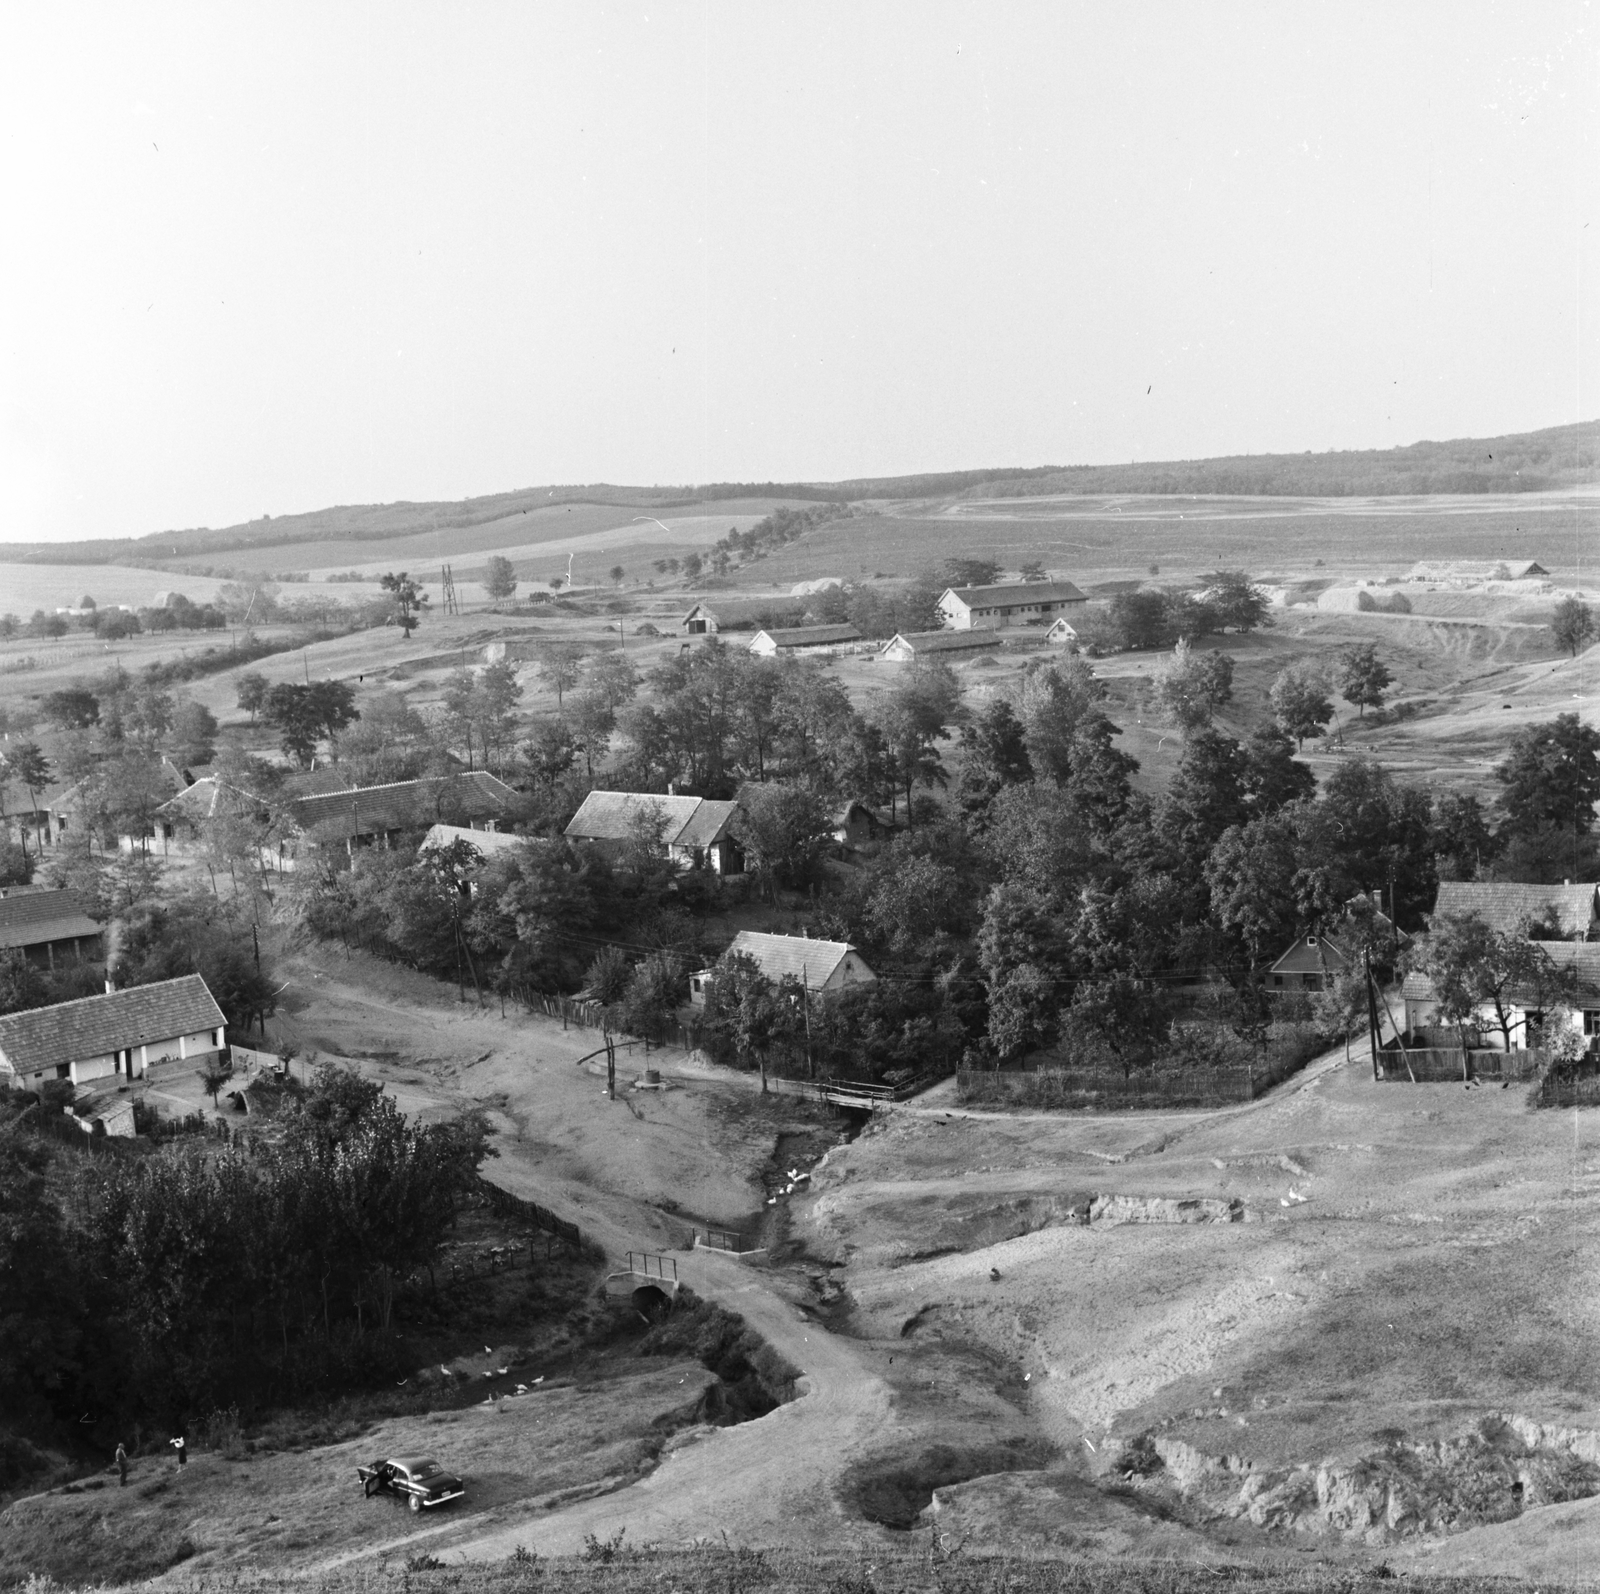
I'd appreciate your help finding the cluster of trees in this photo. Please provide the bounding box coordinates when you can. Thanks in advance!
[0,1067,492,1435]
[653,503,851,583]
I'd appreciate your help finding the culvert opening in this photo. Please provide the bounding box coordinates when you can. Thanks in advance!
[632,1284,672,1321]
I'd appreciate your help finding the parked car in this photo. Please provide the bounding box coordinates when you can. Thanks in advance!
[356,1455,466,1512]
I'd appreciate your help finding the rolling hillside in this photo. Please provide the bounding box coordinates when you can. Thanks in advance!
[2,421,1593,572]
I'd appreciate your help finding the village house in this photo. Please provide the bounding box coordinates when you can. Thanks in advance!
[747,624,862,657]
[420,822,529,860]
[688,931,876,1008]
[0,887,104,971]
[1401,943,1600,1054]
[831,799,893,852]
[266,772,517,871]
[936,580,1088,631]
[1268,897,1407,993]
[1429,880,1598,940]
[564,790,744,874]
[0,973,227,1091]
[878,629,997,662]
[1045,617,1079,646]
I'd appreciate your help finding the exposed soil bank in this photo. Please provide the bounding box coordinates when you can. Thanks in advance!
[1115,1413,1600,1546]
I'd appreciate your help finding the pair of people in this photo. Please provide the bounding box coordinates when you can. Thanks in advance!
[113,1436,184,1484]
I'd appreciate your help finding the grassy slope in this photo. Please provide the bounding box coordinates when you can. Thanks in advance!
[0,420,1592,569]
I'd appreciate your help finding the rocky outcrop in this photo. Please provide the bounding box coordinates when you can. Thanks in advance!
[1116,1414,1600,1547]
[1089,1194,1248,1226]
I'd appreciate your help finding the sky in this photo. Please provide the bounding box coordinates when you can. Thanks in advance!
[0,3,1596,543]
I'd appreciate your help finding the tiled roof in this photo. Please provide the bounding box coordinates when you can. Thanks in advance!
[881,630,997,655]
[565,791,703,844]
[291,773,516,839]
[0,888,102,951]
[750,625,862,649]
[420,823,530,858]
[563,791,738,849]
[1432,882,1598,937]
[158,776,264,823]
[0,975,225,1074]
[1400,972,1436,1001]
[945,581,1088,608]
[674,799,739,849]
[1541,943,1600,1002]
[721,931,863,988]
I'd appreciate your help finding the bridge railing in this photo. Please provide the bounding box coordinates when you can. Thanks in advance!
[626,1250,678,1281]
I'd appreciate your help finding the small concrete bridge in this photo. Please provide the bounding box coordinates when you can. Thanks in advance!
[603,1250,681,1318]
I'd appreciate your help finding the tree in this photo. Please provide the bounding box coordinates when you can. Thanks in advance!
[171,700,219,767]
[1018,561,1047,582]
[483,556,518,603]
[978,884,1068,1062]
[1269,662,1335,750]
[1017,655,1104,782]
[1162,729,1249,856]
[738,784,833,893]
[1430,793,1498,880]
[942,557,1002,589]
[1336,643,1392,718]
[198,1054,235,1108]
[264,683,351,767]
[1412,913,1574,1055]
[608,565,625,588]
[1242,723,1316,813]
[956,699,1033,824]
[1066,975,1171,1078]
[538,643,583,714]
[1108,590,1177,651]
[40,688,99,730]
[1496,714,1600,836]
[878,663,962,820]
[1205,812,1301,966]
[1204,571,1272,633]
[236,672,270,724]
[379,572,429,638]
[587,651,639,713]
[1550,594,1595,658]
[1147,640,1234,732]
[9,743,51,852]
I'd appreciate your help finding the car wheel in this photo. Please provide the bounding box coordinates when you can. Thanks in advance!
[408,1493,422,1513]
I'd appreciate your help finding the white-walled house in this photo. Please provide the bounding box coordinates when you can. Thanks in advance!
[936,581,1088,631]
[689,931,876,1007]
[0,974,227,1091]
[1401,944,1600,1052]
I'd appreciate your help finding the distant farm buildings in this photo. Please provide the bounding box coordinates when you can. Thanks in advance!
[1409,560,1549,583]
[879,630,997,662]
[681,603,720,635]
[748,624,862,657]
[937,580,1087,631]
[0,888,104,971]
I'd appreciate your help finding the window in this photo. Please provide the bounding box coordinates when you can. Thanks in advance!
[1273,975,1284,987]
[1585,1010,1600,1036]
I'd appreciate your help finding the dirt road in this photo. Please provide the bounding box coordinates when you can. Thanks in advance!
[438,1249,893,1558]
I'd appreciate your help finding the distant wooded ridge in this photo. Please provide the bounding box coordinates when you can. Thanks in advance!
[3,418,1593,567]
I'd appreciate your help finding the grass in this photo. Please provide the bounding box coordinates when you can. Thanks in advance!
[136,1545,1596,1594]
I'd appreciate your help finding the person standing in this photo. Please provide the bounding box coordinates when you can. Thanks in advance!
[115,1444,129,1487]
[170,1435,187,1468]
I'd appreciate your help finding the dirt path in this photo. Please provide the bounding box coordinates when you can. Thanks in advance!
[370,1250,895,1561]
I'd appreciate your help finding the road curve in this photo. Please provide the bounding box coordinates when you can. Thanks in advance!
[438,1248,892,1558]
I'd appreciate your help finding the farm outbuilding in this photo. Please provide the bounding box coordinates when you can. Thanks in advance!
[879,630,997,662]
[1045,617,1078,645]
[0,887,104,970]
[748,624,862,657]
[937,580,1087,631]
[1409,560,1549,582]
[681,604,720,635]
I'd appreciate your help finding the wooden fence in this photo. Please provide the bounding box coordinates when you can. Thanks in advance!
[1377,1045,1546,1084]
[957,1050,1310,1111]
[476,1177,600,1260]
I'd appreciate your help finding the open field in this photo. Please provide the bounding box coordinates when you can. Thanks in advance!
[0,564,236,616]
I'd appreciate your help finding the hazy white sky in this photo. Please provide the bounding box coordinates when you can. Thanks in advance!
[1,3,1595,542]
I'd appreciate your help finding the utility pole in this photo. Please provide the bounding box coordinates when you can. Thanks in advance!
[1365,949,1382,1082]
